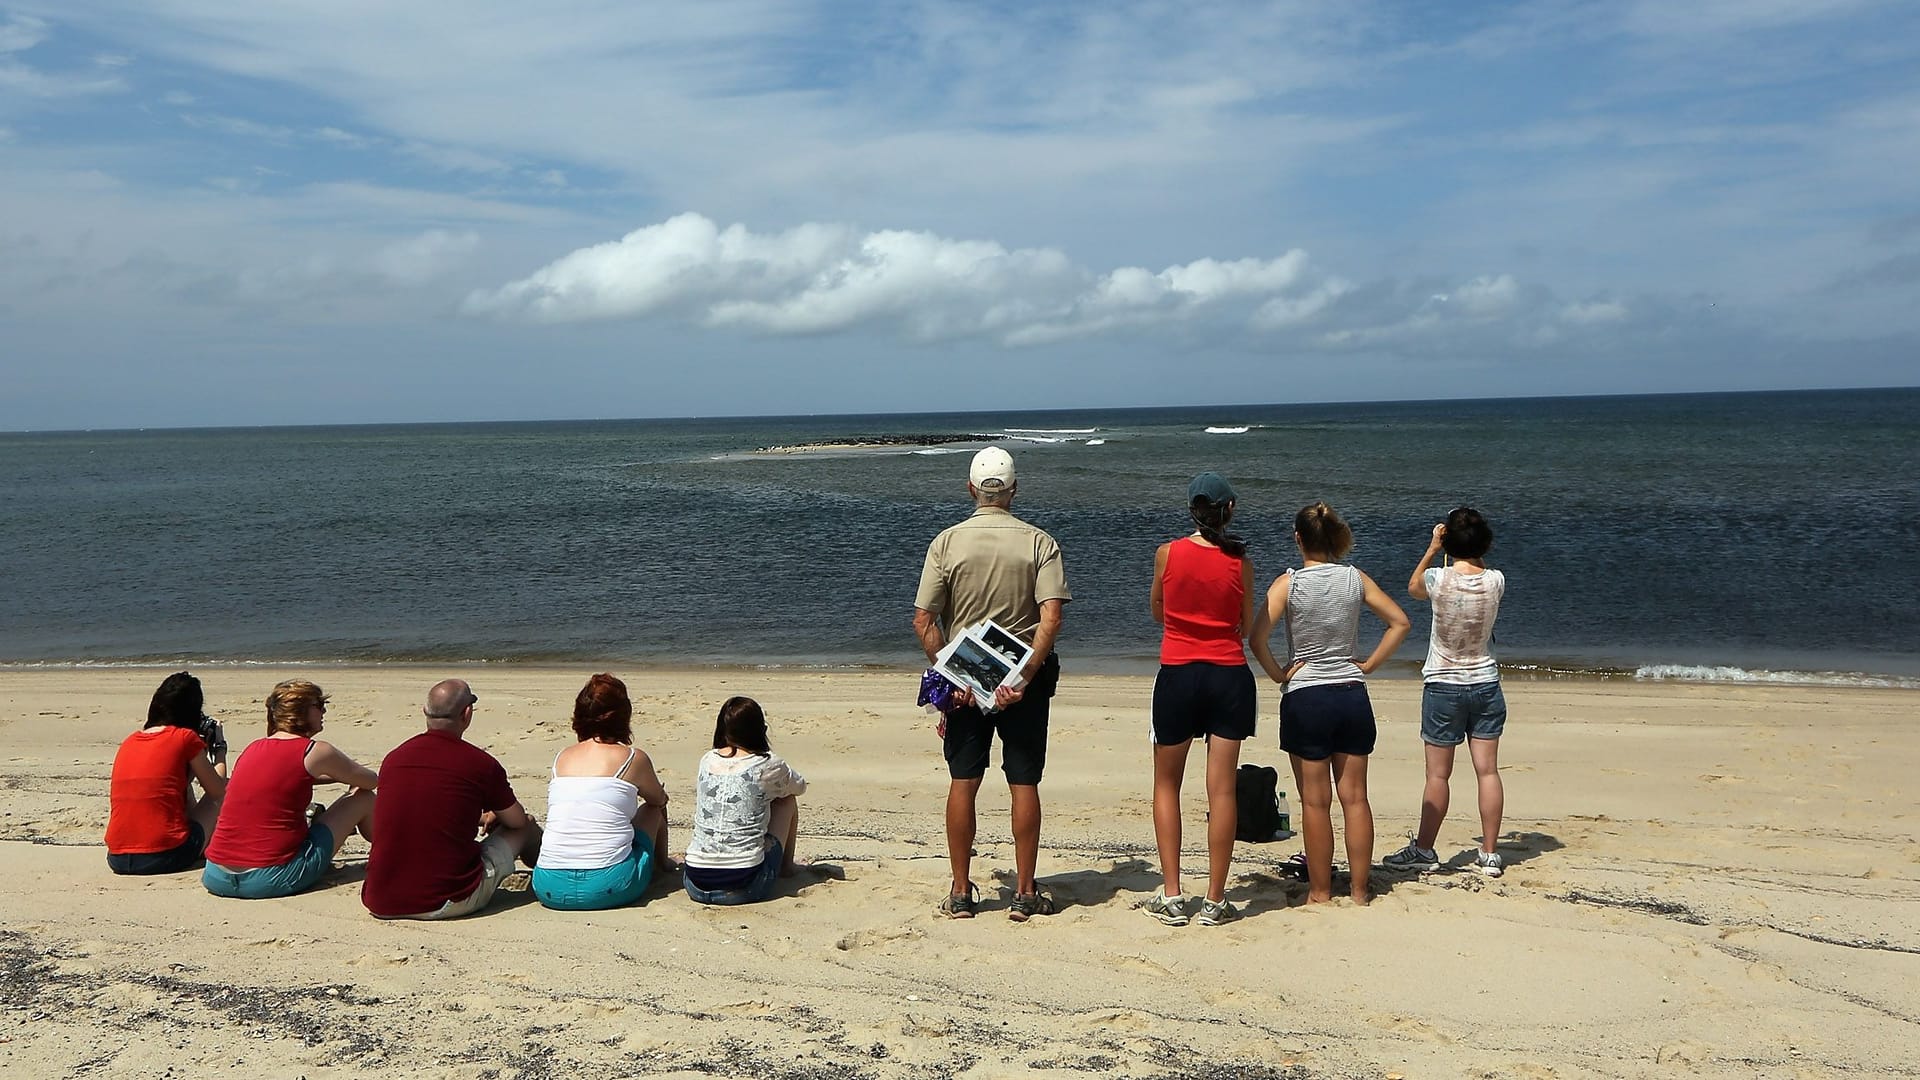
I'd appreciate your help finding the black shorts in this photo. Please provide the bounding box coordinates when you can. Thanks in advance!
[106,820,207,876]
[944,653,1059,786]
[1151,662,1255,744]
[1279,682,1377,761]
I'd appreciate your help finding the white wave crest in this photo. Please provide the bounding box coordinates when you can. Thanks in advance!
[1204,425,1250,434]
[1633,664,1920,689]
[911,447,969,455]
[1003,427,1097,434]
[1086,438,1107,446]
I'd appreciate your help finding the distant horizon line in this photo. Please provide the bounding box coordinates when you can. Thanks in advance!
[4,382,1914,437]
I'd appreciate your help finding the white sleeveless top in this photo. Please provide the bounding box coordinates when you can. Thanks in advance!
[538,746,639,870]
[1282,563,1365,693]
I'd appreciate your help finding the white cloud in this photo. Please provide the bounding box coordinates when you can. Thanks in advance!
[1561,299,1629,324]
[1450,274,1520,316]
[470,212,1370,347]
[0,14,47,53]
[372,229,479,285]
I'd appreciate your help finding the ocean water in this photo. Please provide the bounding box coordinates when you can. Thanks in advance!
[3,388,1916,687]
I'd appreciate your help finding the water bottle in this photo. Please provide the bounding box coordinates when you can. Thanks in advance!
[1275,790,1293,840]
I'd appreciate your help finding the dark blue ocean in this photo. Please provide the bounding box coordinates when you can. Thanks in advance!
[3,388,1916,686]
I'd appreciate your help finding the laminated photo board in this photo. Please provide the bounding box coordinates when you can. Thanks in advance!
[933,619,1034,712]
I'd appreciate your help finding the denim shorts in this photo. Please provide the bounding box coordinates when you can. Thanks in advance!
[684,838,782,906]
[531,829,655,911]
[202,823,334,899]
[1420,681,1508,746]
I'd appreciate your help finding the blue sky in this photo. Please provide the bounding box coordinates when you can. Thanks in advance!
[2,1,1916,428]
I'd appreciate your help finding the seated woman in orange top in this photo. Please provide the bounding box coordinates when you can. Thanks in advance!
[202,679,379,899]
[105,671,229,874]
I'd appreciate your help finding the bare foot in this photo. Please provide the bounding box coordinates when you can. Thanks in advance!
[1350,890,1372,906]
[1306,892,1333,904]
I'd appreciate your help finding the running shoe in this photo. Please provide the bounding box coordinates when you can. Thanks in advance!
[1475,850,1504,878]
[1194,898,1239,926]
[1142,888,1191,926]
[1382,841,1439,870]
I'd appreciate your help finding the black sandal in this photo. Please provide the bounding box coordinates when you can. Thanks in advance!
[1008,890,1056,922]
[937,883,979,919]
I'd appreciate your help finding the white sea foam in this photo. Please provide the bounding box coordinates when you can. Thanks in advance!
[1632,664,1920,690]
[1003,427,1097,434]
[1204,425,1250,434]
[911,447,969,455]
[1086,438,1106,446]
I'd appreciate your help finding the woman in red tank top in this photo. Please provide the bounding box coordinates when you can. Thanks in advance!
[1143,473,1257,927]
[202,679,381,899]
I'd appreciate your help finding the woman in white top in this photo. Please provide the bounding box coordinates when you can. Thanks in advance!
[683,697,807,906]
[1250,502,1410,905]
[530,673,670,911]
[1384,507,1510,877]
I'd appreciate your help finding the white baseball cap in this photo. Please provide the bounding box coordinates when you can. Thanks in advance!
[969,446,1016,492]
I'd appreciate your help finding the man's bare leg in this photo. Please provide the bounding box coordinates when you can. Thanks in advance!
[946,777,982,895]
[1009,783,1041,896]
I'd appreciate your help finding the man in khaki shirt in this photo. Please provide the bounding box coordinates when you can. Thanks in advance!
[913,446,1070,921]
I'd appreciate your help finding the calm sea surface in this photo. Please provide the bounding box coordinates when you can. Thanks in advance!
[3,389,1917,686]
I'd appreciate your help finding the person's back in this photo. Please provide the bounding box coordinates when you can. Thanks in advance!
[1385,508,1511,878]
[363,728,512,917]
[1283,562,1365,690]
[107,726,206,856]
[686,749,806,869]
[918,506,1063,642]
[1422,564,1505,683]
[205,737,313,868]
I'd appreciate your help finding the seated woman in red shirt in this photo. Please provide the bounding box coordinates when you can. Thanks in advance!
[106,671,229,874]
[202,679,379,899]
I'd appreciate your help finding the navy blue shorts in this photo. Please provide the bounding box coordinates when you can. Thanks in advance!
[107,820,206,876]
[1151,662,1255,744]
[1279,682,1377,761]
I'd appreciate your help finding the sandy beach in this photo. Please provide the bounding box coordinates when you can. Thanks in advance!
[2,667,1915,1079]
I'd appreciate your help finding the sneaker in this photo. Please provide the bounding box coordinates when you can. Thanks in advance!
[1475,850,1504,878]
[1382,841,1438,870]
[1007,890,1057,922]
[1142,888,1191,926]
[1194,898,1239,926]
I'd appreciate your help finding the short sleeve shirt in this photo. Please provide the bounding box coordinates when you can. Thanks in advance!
[914,506,1071,643]
[105,726,205,854]
[362,729,518,918]
[1421,566,1505,684]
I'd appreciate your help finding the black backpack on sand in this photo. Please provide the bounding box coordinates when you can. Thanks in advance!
[1235,763,1285,842]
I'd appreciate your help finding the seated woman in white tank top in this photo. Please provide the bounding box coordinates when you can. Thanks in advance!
[530,673,671,912]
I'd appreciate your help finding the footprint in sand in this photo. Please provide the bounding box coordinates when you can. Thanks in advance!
[1656,1040,1710,1065]
[835,925,928,952]
[1106,954,1174,977]
[1370,1013,1455,1044]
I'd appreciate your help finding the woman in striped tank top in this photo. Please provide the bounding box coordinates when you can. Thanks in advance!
[1250,503,1410,905]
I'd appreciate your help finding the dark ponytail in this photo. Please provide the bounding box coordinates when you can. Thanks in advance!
[1190,497,1247,558]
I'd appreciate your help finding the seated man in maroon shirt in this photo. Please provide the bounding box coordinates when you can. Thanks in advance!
[362,679,542,920]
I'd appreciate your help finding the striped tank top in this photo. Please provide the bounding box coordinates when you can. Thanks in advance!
[1282,563,1364,694]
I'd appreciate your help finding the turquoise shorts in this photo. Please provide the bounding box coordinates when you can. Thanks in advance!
[202,823,334,899]
[530,829,655,911]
